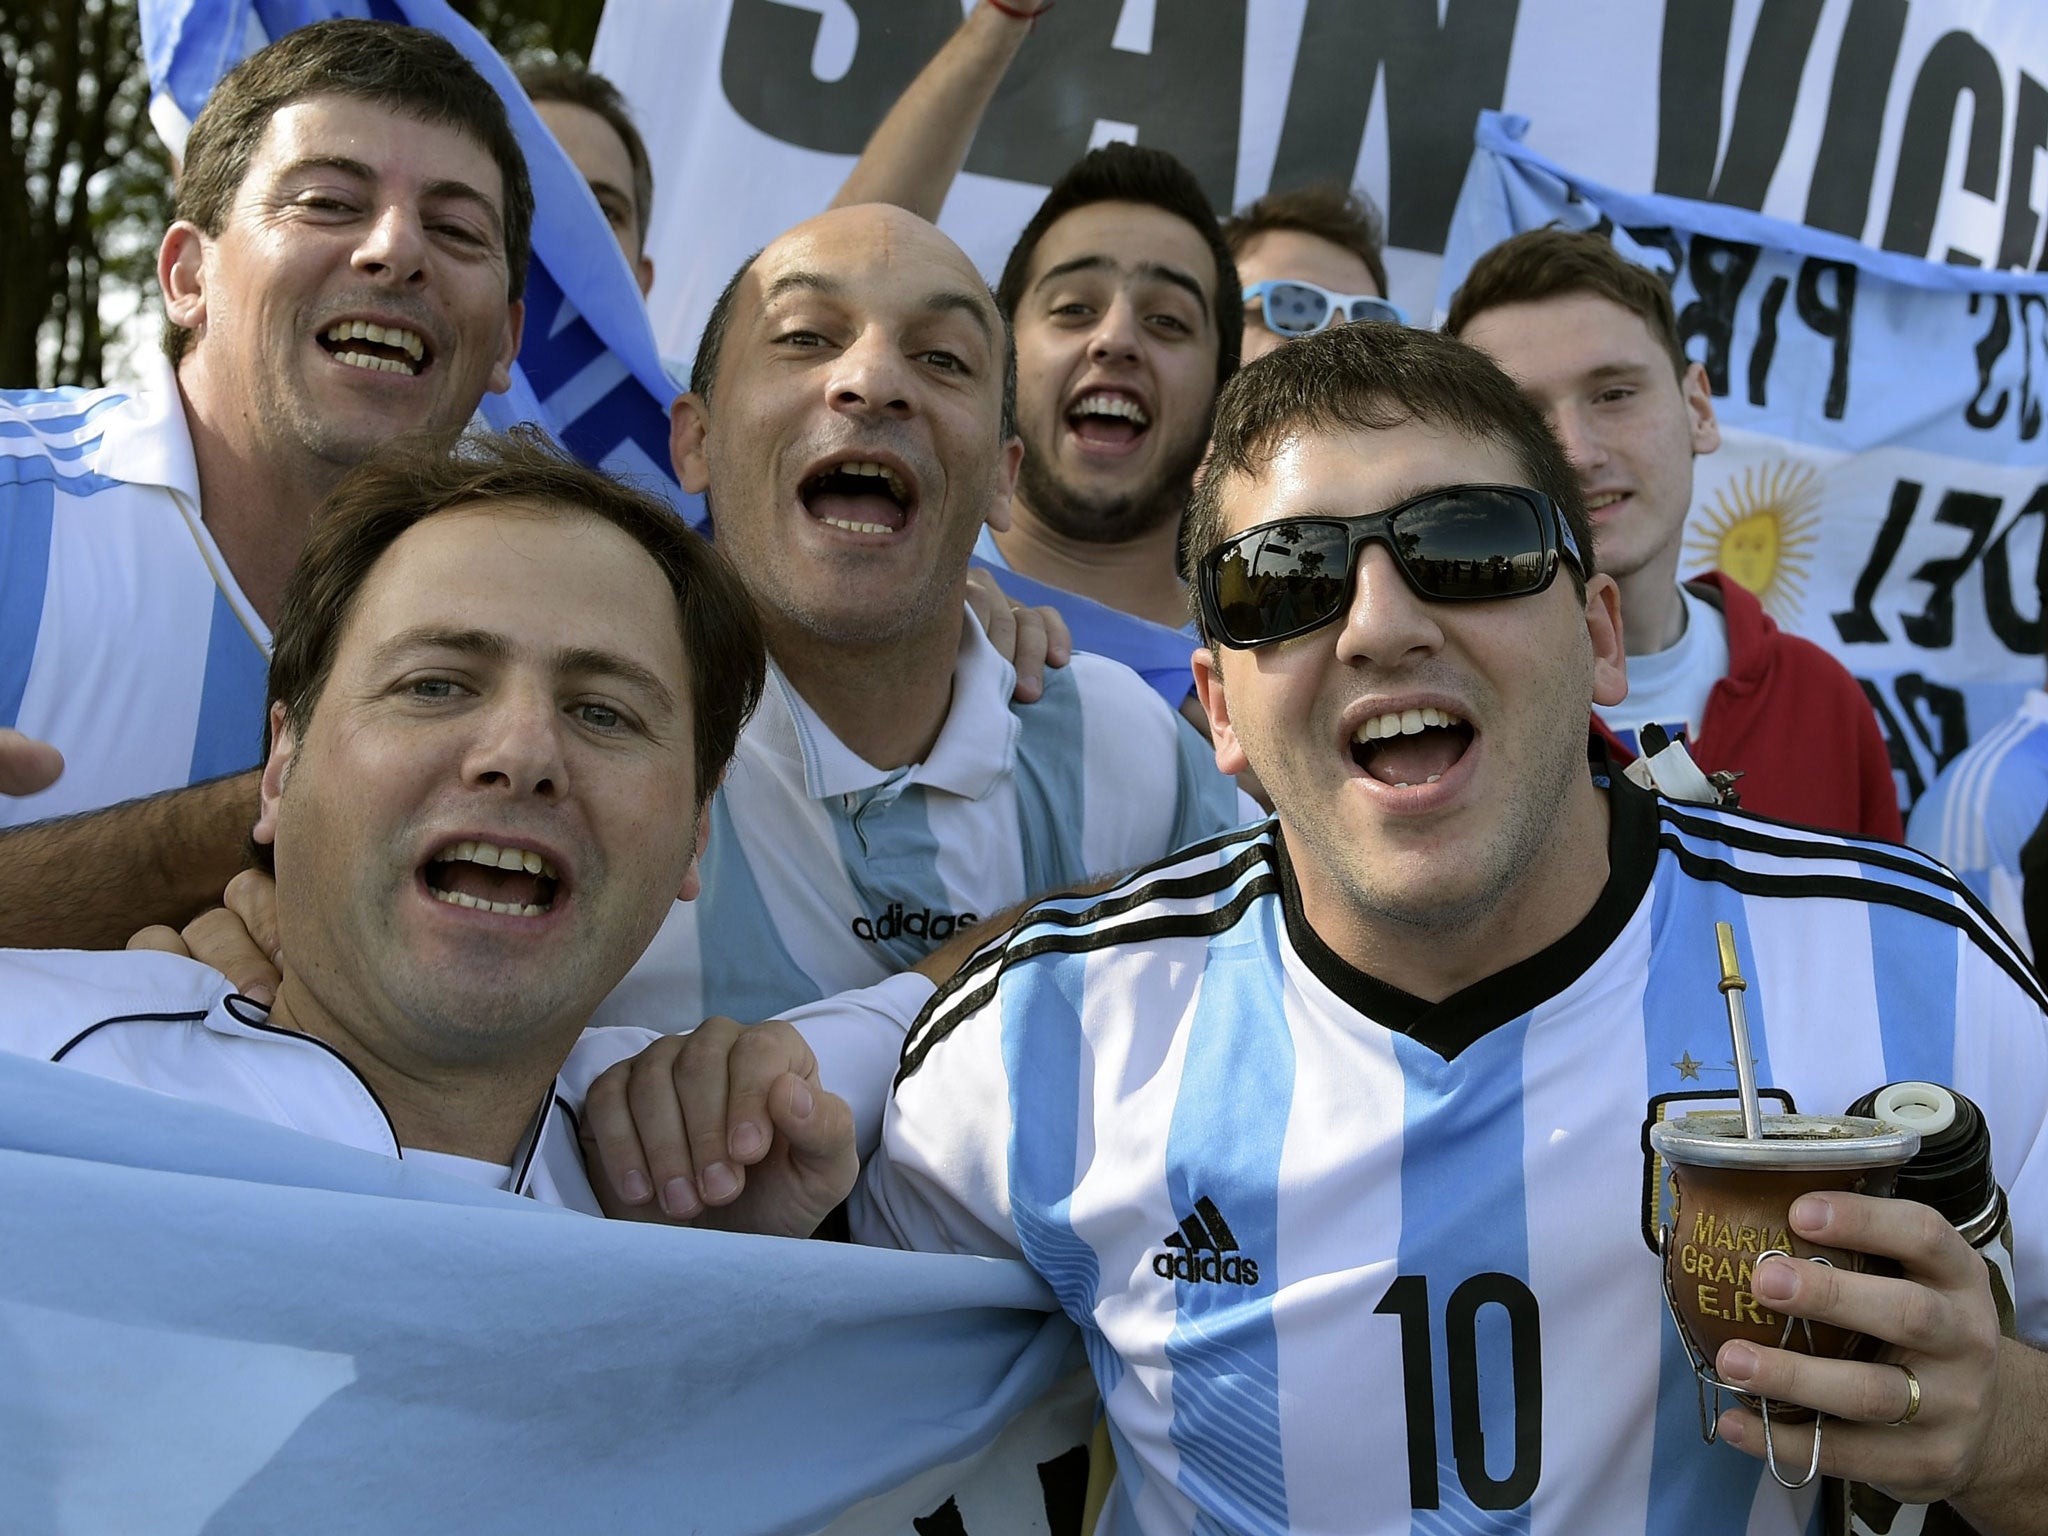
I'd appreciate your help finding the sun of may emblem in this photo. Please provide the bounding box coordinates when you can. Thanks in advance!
[1685,459,1821,623]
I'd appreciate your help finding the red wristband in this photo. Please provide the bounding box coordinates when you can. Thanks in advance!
[985,0,1053,20]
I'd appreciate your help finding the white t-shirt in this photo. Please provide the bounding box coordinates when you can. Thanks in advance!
[1595,585,1730,756]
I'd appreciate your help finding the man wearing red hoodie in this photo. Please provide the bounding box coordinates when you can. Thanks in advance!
[1448,227,1901,839]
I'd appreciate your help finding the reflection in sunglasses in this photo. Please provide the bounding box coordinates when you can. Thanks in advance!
[1199,486,1575,648]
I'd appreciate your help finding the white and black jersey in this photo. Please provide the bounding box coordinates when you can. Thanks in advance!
[854,777,2048,1535]
[0,949,649,1213]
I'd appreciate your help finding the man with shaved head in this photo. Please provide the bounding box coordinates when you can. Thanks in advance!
[581,204,1250,1202]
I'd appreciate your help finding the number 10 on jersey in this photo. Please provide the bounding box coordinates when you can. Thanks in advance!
[1374,1272,1543,1510]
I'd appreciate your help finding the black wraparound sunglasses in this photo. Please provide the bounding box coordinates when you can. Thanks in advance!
[1196,484,1588,649]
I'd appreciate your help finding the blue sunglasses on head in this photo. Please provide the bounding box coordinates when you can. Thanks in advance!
[1244,279,1406,337]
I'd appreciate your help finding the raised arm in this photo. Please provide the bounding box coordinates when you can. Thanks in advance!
[0,769,257,948]
[829,0,1041,219]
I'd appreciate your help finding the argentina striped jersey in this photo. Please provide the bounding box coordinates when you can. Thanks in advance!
[855,777,2048,1535]
[0,356,270,827]
[592,615,1254,1150]
[1907,689,2048,960]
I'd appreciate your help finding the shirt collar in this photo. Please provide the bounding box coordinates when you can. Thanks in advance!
[88,350,202,506]
[207,994,588,1207]
[755,608,1022,803]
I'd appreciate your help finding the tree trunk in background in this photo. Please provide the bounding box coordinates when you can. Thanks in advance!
[0,0,164,389]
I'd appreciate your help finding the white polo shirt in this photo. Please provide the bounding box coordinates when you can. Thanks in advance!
[0,948,671,1213]
[594,615,1252,1145]
[0,356,272,827]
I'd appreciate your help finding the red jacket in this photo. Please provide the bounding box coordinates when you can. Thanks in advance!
[1597,573,1905,841]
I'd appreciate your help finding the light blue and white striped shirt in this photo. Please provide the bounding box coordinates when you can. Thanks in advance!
[1908,688,2048,960]
[857,781,2048,1534]
[593,615,1254,1151]
[0,356,270,827]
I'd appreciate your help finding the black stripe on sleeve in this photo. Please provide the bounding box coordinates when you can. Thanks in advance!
[1658,803,2035,982]
[895,872,1279,1088]
[1658,836,2048,1013]
[900,837,1276,1069]
[1658,801,1974,898]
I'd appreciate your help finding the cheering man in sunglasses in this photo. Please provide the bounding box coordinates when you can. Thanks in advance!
[1449,228,1903,840]
[1226,183,1403,364]
[852,323,2048,1532]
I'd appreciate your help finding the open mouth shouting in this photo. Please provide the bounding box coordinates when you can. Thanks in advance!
[1065,388,1151,456]
[798,454,918,537]
[319,318,433,377]
[1349,705,1475,791]
[422,838,563,918]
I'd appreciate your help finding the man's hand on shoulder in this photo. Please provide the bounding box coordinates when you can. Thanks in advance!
[966,567,1070,703]
[578,1018,858,1239]
[128,869,283,1006]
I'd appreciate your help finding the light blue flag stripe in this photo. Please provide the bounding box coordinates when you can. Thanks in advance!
[0,480,54,731]
[0,1050,1072,1535]
[138,0,706,530]
[186,586,271,783]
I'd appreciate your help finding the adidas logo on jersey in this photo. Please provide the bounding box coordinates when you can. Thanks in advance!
[850,903,980,943]
[1152,1196,1259,1286]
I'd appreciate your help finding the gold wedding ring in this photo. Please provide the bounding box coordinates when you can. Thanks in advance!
[1886,1363,1923,1428]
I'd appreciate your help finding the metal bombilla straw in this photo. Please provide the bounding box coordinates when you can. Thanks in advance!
[1714,921,1824,1489]
[1715,922,1764,1139]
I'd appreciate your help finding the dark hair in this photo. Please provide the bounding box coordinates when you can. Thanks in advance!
[515,60,654,252]
[255,428,764,870]
[690,244,1019,441]
[1184,324,1594,637]
[166,20,534,365]
[996,143,1242,387]
[1223,182,1389,302]
[1445,226,1688,377]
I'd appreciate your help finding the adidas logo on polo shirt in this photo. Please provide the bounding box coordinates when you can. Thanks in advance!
[1151,1197,1259,1285]
[850,903,980,944]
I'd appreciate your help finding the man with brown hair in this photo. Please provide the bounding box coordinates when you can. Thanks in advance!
[1448,226,1902,838]
[854,320,2048,1532]
[0,19,531,913]
[833,7,1239,635]
[1224,182,1400,364]
[0,429,857,1234]
[516,60,658,298]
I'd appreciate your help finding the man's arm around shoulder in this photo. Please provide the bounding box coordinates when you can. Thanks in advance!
[0,770,257,948]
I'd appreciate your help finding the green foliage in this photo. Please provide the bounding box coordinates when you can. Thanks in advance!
[0,0,605,390]
[452,0,604,63]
